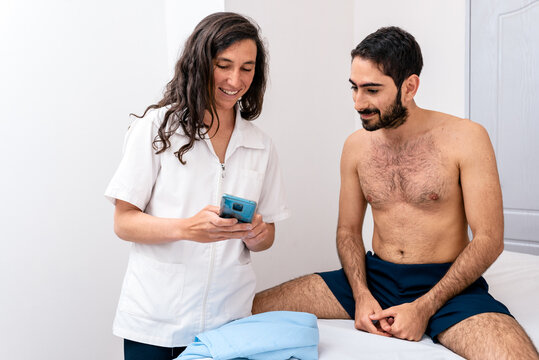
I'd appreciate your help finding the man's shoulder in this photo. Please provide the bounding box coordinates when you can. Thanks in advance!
[344,128,370,148]
[429,111,489,142]
[428,111,493,162]
[429,110,481,129]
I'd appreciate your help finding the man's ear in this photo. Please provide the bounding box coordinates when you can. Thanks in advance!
[401,74,420,103]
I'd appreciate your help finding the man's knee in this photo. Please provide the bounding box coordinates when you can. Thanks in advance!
[438,312,538,359]
[252,274,320,313]
[252,273,349,319]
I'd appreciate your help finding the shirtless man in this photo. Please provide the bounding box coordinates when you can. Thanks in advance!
[253,27,539,359]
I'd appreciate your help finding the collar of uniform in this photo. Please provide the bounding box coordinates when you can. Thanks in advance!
[172,107,264,147]
[173,106,265,157]
[219,107,265,162]
[229,107,265,151]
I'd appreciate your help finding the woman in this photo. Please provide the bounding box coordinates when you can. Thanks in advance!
[105,12,289,359]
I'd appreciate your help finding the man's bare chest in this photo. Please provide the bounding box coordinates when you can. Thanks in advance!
[358,135,452,206]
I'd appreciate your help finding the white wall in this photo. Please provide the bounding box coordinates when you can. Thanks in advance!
[0,1,221,358]
[164,0,224,73]
[0,1,468,358]
[225,0,355,290]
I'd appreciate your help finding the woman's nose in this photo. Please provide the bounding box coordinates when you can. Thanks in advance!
[227,69,242,88]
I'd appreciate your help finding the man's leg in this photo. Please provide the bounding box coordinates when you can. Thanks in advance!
[252,274,350,319]
[437,312,539,360]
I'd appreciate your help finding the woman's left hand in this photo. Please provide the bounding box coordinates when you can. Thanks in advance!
[242,214,275,252]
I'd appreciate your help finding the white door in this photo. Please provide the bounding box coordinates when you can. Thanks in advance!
[470,0,539,254]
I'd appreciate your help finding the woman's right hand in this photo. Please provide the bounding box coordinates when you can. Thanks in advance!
[183,205,253,243]
[114,200,252,244]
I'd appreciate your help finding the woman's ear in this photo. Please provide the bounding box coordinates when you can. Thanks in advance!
[401,74,420,103]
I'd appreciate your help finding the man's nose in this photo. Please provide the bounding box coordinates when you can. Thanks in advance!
[354,93,368,111]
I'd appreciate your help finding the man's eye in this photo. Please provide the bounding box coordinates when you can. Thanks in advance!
[350,85,358,91]
[367,89,378,94]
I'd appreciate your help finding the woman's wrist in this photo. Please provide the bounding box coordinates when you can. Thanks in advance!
[172,217,190,241]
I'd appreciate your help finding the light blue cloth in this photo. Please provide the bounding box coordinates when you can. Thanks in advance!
[176,311,319,360]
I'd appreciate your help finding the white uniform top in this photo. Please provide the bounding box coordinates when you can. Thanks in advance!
[105,106,290,347]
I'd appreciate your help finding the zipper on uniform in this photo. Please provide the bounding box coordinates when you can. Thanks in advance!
[200,243,215,332]
[217,163,225,197]
[200,161,225,332]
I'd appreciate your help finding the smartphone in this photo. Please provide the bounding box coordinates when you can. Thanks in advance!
[219,194,257,223]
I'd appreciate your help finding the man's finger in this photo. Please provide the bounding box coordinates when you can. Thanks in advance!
[369,308,394,321]
[374,321,393,337]
[360,317,387,336]
[369,323,392,337]
[379,317,392,333]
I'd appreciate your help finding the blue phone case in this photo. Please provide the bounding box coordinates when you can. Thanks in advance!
[219,194,257,223]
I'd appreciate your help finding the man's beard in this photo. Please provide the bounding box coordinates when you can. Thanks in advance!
[358,90,408,132]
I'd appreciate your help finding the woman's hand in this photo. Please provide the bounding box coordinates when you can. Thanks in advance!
[241,214,275,252]
[114,200,273,247]
[183,205,253,243]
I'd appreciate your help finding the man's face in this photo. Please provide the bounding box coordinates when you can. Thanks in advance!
[349,57,408,131]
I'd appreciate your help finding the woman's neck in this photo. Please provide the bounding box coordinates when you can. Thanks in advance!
[204,107,235,137]
[204,107,236,163]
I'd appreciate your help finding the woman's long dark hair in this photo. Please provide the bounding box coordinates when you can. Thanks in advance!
[136,12,268,164]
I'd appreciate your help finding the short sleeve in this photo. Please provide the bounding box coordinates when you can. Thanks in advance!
[257,141,291,223]
[104,113,161,211]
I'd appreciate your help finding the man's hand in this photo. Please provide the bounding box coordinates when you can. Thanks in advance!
[369,301,431,341]
[355,293,393,337]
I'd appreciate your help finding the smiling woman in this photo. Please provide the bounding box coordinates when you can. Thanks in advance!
[104,12,290,360]
[213,39,257,116]
[209,38,258,159]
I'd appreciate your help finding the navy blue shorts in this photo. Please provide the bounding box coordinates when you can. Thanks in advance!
[317,251,512,341]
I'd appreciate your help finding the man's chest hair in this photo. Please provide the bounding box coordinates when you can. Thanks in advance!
[358,134,451,206]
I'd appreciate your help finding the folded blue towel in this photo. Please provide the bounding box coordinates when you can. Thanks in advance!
[176,311,319,360]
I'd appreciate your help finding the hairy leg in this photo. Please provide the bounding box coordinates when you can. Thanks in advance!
[438,312,539,360]
[252,274,351,319]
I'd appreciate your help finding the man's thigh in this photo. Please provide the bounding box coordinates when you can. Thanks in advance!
[437,312,539,360]
[252,273,350,319]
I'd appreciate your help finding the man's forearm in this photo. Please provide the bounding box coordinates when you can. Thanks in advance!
[416,234,503,316]
[337,228,370,299]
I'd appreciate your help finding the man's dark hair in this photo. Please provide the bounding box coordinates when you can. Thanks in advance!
[351,26,423,89]
[136,12,268,164]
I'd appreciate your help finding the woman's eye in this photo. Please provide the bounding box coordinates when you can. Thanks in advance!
[242,67,253,72]
[216,64,228,69]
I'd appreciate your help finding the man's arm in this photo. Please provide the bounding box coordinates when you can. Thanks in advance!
[371,122,504,340]
[418,122,504,310]
[338,133,392,337]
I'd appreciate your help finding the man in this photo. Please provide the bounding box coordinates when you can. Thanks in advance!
[253,27,538,359]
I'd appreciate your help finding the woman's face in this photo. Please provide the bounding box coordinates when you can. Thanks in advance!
[212,39,257,113]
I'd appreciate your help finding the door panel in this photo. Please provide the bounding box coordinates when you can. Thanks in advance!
[471,0,539,254]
